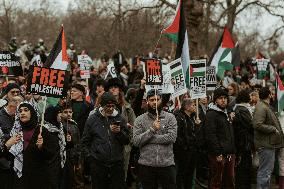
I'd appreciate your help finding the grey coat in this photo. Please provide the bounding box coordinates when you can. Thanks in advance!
[252,100,284,149]
[133,111,177,167]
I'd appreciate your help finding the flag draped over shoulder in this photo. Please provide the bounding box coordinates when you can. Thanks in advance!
[276,73,284,113]
[43,26,69,71]
[209,27,240,79]
[162,0,190,88]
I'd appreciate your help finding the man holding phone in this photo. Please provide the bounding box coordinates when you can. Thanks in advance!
[81,92,130,189]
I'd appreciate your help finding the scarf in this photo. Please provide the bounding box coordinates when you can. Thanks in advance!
[0,128,4,152]
[43,122,66,168]
[9,101,39,178]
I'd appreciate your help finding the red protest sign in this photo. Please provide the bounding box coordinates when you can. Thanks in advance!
[144,58,163,85]
[27,66,69,97]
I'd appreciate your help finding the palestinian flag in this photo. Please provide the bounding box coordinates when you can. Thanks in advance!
[162,0,190,88]
[276,73,284,112]
[190,62,206,77]
[43,26,69,70]
[209,27,240,79]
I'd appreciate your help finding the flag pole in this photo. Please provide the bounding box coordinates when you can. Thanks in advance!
[153,33,162,55]
[155,85,159,119]
[196,98,199,120]
[39,96,47,136]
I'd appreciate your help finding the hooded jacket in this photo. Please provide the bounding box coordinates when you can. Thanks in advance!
[81,107,129,165]
[204,103,236,155]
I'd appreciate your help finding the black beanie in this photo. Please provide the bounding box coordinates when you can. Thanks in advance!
[100,92,117,106]
[147,89,161,99]
[4,83,20,95]
[213,87,229,102]
[71,84,86,95]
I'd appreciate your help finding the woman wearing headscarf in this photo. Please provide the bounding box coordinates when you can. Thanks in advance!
[6,102,59,189]
[43,105,66,189]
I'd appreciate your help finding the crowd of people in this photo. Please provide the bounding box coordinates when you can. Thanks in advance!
[0,38,284,189]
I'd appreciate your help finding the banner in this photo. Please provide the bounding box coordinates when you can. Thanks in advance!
[169,58,187,98]
[144,58,163,85]
[206,66,216,91]
[78,55,92,79]
[0,51,23,76]
[255,58,269,79]
[27,66,69,98]
[145,64,174,94]
[189,59,206,99]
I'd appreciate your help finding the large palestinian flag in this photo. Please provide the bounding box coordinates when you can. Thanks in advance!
[162,0,190,88]
[43,26,69,70]
[209,27,240,79]
[276,73,284,112]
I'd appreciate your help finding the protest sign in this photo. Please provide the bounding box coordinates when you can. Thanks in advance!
[105,62,117,79]
[144,58,163,85]
[206,66,216,91]
[78,55,92,79]
[189,59,206,99]
[0,51,23,76]
[168,58,187,98]
[77,54,93,65]
[145,64,174,94]
[255,58,269,79]
[27,66,69,98]
[30,55,42,67]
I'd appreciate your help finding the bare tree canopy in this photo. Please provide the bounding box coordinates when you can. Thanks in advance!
[0,0,283,62]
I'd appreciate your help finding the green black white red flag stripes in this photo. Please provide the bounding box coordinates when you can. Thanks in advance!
[209,27,240,79]
[43,26,69,70]
[162,0,190,88]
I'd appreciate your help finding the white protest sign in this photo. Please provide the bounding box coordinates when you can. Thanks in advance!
[206,66,216,91]
[169,58,187,98]
[189,59,207,99]
[105,62,117,79]
[77,55,93,65]
[145,64,174,94]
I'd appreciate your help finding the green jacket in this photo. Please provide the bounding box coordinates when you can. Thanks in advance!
[252,100,284,149]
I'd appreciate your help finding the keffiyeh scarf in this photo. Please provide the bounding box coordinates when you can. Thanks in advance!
[43,122,66,168]
[9,101,40,178]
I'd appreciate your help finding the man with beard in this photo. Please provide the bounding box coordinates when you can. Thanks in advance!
[204,87,236,189]
[81,92,129,189]
[133,89,177,189]
[252,87,284,189]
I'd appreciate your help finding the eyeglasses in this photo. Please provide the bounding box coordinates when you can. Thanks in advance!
[10,90,20,94]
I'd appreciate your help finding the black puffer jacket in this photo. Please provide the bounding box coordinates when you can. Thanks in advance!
[81,108,130,165]
[173,110,202,157]
[204,104,236,155]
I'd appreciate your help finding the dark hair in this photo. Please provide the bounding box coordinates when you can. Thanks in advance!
[236,90,250,103]
[180,98,194,112]
[259,87,271,100]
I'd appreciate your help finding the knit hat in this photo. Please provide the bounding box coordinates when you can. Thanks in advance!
[213,87,229,102]
[4,83,20,95]
[104,78,124,91]
[71,84,86,95]
[100,92,117,106]
[146,89,161,99]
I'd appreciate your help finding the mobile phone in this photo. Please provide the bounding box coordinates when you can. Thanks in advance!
[112,121,121,126]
